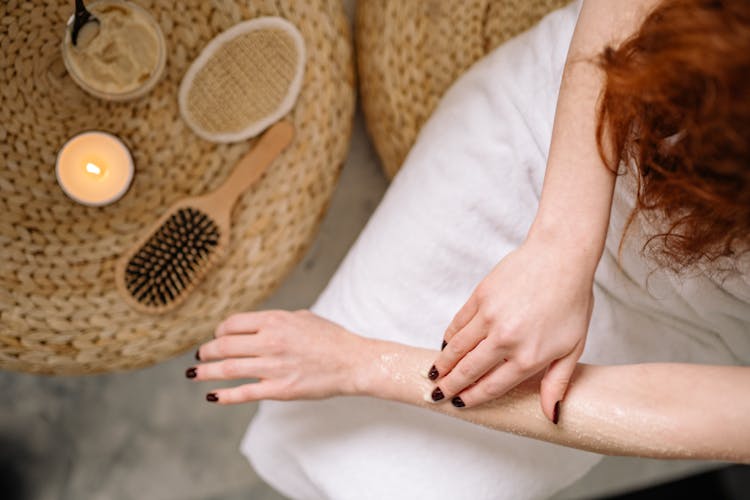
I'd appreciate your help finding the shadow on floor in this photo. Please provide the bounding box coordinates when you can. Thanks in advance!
[0,436,29,500]
[605,465,750,500]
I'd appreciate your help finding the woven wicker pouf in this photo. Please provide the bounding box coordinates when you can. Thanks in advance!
[356,0,570,179]
[0,0,354,375]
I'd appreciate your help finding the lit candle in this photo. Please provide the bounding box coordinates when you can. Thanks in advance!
[55,131,134,206]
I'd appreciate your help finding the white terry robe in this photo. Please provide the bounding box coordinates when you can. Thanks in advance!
[241,2,750,498]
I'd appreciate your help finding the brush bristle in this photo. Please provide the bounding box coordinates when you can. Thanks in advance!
[124,207,220,308]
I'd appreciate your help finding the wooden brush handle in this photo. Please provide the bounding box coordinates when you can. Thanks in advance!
[212,121,294,203]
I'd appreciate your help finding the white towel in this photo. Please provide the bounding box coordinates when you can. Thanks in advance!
[241,2,750,498]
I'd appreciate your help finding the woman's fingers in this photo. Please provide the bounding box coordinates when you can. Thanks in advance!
[204,381,281,405]
[449,360,528,408]
[539,339,585,423]
[442,295,479,346]
[432,315,488,379]
[433,337,509,399]
[189,357,270,381]
[214,310,282,337]
[197,334,263,361]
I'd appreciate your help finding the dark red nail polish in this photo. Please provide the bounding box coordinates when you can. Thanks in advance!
[451,396,465,408]
[195,350,201,361]
[441,340,447,351]
[206,392,218,402]
[185,367,197,379]
[428,365,439,380]
[553,400,561,425]
[431,387,444,402]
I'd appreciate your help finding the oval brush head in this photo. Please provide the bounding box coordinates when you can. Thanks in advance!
[115,121,295,314]
[178,17,306,143]
[123,207,221,309]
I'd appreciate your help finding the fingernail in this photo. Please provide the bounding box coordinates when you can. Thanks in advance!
[441,340,447,351]
[431,387,444,402]
[185,367,197,379]
[206,392,219,402]
[194,350,201,361]
[451,396,465,408]
[428,365,439,380]
[553,400,561,425]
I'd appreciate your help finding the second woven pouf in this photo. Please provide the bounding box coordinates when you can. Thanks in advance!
[0,0,354,375]
[356,0,570,179]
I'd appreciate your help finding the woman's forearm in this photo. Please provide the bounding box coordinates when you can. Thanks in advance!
[198,311,748,462]
[531,0,661,271]
[355,338,750,463]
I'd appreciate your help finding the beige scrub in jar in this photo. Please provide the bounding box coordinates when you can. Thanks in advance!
[62,0,166,101]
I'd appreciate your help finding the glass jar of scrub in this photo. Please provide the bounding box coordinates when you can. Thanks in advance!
[61,0,167,101]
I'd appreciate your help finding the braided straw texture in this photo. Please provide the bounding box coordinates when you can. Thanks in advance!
[0,0,354,375]
[356,0,570,179]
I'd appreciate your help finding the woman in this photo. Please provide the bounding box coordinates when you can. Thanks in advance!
[189,0,750,498]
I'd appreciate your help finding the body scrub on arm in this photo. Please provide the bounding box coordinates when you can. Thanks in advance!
[62,0,165,100]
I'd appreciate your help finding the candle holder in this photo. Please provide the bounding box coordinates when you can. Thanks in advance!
[55,130,134,207]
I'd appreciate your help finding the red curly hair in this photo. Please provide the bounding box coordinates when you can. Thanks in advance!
[597,0,750,270]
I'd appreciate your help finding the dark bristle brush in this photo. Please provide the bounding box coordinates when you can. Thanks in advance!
[115,121,294,314]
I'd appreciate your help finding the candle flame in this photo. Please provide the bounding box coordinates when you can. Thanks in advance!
[85,162,103,176]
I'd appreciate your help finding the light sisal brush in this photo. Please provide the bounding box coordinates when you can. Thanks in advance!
[115,121,294,314]
[178,17,305,143]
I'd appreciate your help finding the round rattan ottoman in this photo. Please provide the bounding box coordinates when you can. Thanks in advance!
[356,0,570,179]
[0,0,355,375]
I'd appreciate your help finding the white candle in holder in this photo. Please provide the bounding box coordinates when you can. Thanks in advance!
[55,131,134,206]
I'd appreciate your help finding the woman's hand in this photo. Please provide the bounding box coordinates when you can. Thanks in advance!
[188,310,365,404]
[429,234,596,422]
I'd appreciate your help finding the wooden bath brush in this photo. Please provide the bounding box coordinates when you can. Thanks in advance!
[115,121,294,314]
